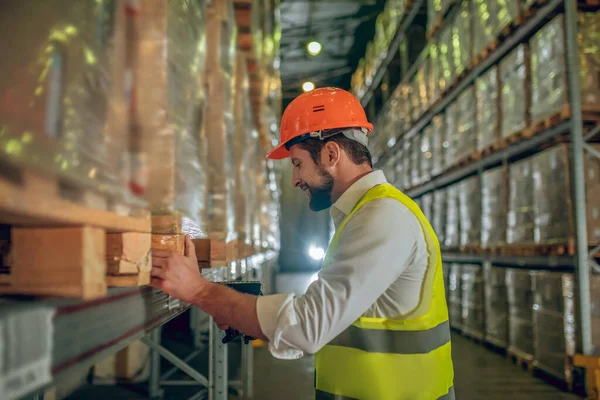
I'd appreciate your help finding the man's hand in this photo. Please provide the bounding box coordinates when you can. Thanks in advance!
[150,235,205,303]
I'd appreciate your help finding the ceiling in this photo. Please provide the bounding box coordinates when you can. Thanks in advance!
[279,0,386,108]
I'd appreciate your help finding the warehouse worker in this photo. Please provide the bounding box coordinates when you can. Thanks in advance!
[151,87,455,400]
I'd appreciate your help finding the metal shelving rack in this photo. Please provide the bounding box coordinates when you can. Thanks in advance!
[363,0,600,361]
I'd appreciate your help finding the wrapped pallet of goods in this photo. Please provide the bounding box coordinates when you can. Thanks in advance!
[476,66,500,152]
[443,263,451,305]
[532,272,577,384]
[530,13,600,124]
[531,144,600,247]
[420,126,433,183]
[448,263,462,330]
[506,269,534,361]
[205,0,238,262]
[444,101,460,168]
[451,0,472,78]
[394,150,405,190]
[428,41,441,105]
[458,175,481,249]
[472,0,521,59]
[507,158,535,245]
[455,87,477,163]
[481,166,508,249]
[461,264,485,340]
[444,184,460,249]
[427,0,453,34]
[402,140,412,191]
[432,189,447,246]
[499,44,530,140]
[484,263,509,348]
[410,135,422,188]
[430,114,446,176]
[421,192,433,222]
[437,23,455,92]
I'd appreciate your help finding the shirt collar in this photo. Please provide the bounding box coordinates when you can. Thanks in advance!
[330,170,388,221]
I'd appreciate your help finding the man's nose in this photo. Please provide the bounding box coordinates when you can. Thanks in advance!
[292,169,301,188]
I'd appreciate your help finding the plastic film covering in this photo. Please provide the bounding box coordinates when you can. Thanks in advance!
[458,175,481,247]
[438,24,455,92]
[476,66,500,151]
[391,87,410,137]
[506,268,534,359]
[410,135,421,188]
[429,41,441,103]
[430,114,447,176]
[495,0,521,38]
[531,145,573,245]
[448,263,462,330]
[532,272,576,382]
[416,63,429,118]
[382,156,396,188]
[205,0,237,241]
[420,126,433,183]
[427,0,444,32]
[590,275,600,354]
[472,0,495,60]
[393,150,405,190]
[444,101,460,168]
[433,189,447,246]
[579,12,600,108]
[484,263,508,348]
[481,166,508,248]
[421,192,433,222]
[451,0,472,78]
[456,87,477,163]
[409,75,421,123]
[461,264,485,340]
[443,263,451,305]
[507,158,534,244]
[499,44,529,138]
[445,184,460,248]
[0,0,134,207]
[585,145,600,245]
[402,140,412,191]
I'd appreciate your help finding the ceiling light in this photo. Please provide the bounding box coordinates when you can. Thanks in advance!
[302,81,315,92]
[307,41,322,56]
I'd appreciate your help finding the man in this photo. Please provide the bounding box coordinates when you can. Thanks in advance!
[151,87,455,399]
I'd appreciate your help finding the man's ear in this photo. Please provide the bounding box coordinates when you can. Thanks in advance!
[322,141,341,167]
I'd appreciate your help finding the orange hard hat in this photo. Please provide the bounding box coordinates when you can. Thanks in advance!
[267,87,373,160]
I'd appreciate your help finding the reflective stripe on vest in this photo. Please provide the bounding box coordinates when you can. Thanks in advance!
[328,320,451,354]
[315,386,456,400]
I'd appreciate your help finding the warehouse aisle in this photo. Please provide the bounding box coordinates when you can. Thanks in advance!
[252,333,583,400]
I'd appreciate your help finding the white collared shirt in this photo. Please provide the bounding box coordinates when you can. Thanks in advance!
[256,170,429,359]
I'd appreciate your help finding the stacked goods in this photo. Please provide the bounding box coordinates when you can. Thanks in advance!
[451,0,472,78]
[476,66,500,152]
[0,0,134,207]
[506,269,534,360]
[532,272,576,382]
[205,0,238,251]
[461,264,485,340]
[472,0,521,58]
[430,114,447,176]
[444,184,460,249]
[530,13,600,123]
[499,44,530,139]
[448,263,463,330]
[410,135,422,187]
[433,189,447,245]
[507,158,535,244]
[421,193,433,222]
[531,144,600,246]
[394,149,406,190]
[444,101,460,168]
[409,75,421,122]
[484,263,508,348]
[443,263,451,306]
[427,0,454,33]
[421,126,433,183]
[429,41,441,104]
[590,276,600,353]
[415,64,430,119]
[455,87,477,163]
[458,175,481,248]
[481,166,508,249]
[437,24,455,92]
[402,141,412,191]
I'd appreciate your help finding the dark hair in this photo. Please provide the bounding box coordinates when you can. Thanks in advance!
[296,133,373,167]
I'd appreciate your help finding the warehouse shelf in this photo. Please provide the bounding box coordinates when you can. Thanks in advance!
[441,252,576,270]
[406,121,571,197]
[358,0,425,108]
[375,0,564,166]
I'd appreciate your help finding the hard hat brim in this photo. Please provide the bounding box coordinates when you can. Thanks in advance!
[266,142,290,160]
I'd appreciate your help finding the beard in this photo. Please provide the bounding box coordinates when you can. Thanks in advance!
[305,167,334,211]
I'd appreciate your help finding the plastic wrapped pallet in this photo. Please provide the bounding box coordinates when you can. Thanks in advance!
[458,175,481,248]
[481,166,508,248]
[456,87,477,163]
[451,0,472,77]
[0,0,133,208]
[445,184,460,248]
[402,140,412,191]
[429,41,441,103]
[484,263,508,348]
[438,23,455,92]
[507,158,534,244]
[433,189,447,246]
[448,263,462,330]
[431,114,447,176]
[531,144,600,246]
[532,272,576,383]
[461,264,485,340]
[205,0,238,241]
[506,269,534,359]
[476,66,500,152]
[590,275,600,354]
[530,13,600,124]
[420,126,433,183]
[499,44,530,139]
[444,101,460,168]
[410,136,421,188]
[421,192,433,222]
[472,0,495,61]
[393,149,405,190]
[443,263,451,305]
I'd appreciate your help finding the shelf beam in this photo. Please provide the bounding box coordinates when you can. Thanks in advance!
[441,252,575,269]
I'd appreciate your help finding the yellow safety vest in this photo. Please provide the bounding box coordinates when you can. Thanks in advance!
[315,184,455,400]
